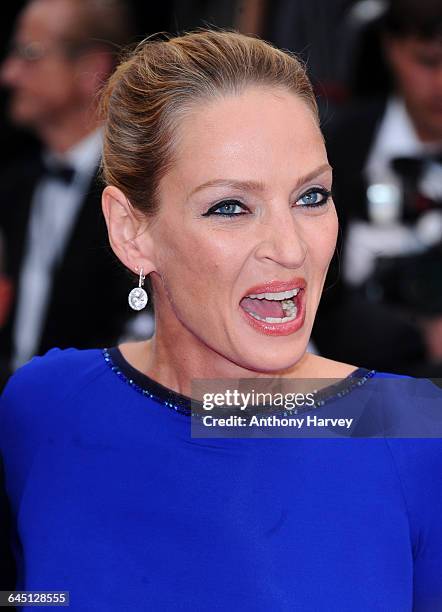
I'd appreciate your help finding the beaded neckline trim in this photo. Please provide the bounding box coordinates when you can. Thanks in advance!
[102,347,376,418]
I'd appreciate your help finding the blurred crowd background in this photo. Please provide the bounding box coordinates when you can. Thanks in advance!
[0,0,441,390]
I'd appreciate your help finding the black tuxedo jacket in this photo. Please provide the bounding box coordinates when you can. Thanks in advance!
[0,154,134,370]
[313,98,428,373]
[324,98,386,224]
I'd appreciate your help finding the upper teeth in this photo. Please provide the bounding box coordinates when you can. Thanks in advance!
[246,288,300,300]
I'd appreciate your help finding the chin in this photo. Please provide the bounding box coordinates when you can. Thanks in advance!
[226,303,314,374]
[231,328,311,375]
[9,100,39,128]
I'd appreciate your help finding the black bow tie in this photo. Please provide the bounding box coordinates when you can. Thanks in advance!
[390,154,442,220]
[391,153,442,179]
[390,156,424,182]
[38,157,76,185]
[45,162,76,184]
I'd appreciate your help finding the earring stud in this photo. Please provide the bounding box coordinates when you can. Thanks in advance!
[128,267,148,310]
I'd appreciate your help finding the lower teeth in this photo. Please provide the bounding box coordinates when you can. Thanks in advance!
[244,307,298,323]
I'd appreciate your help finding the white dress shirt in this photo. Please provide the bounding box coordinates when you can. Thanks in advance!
[343,97,442,286]
[12,129,103,370]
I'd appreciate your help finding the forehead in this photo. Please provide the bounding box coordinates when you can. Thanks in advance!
[17,0,77,42]
[398,35,442,55]
[168,87,326,191]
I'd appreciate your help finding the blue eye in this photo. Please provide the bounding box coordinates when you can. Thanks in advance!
[297,188,331,207]
[202,199,247,217]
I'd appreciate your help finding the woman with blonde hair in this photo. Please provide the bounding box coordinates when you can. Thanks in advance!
[1,29,441,610]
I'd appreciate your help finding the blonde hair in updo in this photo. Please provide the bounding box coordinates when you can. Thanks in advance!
[100,29,319,216]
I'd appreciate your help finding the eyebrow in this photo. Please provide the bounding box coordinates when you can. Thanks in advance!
[188,163,333,198]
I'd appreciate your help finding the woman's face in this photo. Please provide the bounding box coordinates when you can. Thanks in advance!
[148,86,338,373]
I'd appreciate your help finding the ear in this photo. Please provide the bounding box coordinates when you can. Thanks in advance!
[382,34,401,71]
[101,185,157,276]
[76,49,114,97]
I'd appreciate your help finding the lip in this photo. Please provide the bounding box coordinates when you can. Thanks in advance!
[239,278,306,337]
[242,277,307,298]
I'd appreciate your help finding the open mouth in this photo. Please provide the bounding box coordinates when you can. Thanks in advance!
[240,288,300,324]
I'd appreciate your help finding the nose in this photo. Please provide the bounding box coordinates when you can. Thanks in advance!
[254,204,307,269]
[0,55,24,87]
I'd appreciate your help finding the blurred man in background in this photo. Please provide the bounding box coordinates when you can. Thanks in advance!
[0,229,13,388]
[314,0,442,375]
[0,0,137,377]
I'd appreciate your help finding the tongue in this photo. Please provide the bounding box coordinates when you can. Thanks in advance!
[240,297,285,318]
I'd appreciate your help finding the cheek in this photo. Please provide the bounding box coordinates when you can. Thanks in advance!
[157,224,243,303]
[41,65,76,98]
[397,63,430,97]
[305,210,338,272]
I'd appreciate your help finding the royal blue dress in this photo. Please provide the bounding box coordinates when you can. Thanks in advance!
[1,347,442,611]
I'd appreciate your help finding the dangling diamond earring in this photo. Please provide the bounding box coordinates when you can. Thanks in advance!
[128,267,148,311]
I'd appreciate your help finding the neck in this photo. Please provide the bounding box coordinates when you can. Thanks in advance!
[36,105,100,155]
[404,101,442,145]
[137,311,313,399]
[414,123,442,144]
